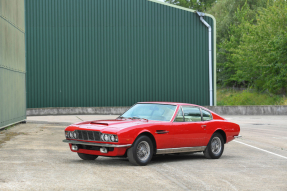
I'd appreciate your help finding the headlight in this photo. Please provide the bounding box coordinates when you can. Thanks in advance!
[69,132,74,139]
[104,134,109,142]
[100,133,118,142]
[65,131,78,139]
[73,131,78,139]
[110,135,115,142]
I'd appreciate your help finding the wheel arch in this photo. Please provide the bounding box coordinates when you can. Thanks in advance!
[213,129,227,144]
[134,131,157,155]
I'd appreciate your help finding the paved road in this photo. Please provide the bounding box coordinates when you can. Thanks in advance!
[0,115,286,190]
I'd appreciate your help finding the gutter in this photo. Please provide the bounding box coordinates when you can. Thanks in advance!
[196,12,213,106]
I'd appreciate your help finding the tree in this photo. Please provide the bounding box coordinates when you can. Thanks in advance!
[220,0,287,94]
[164,0,216,12]
[205,0,270,86]
[207,0,269,44]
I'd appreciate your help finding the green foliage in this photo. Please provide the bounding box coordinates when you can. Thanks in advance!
[217,2,254,86]
[217,88,286,106]
[207,0,270,88]
[164,0,216,11]
[207,0,269,44]
[219,0,287,94]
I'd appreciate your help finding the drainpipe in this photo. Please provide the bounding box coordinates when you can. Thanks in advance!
[196,12,213,106]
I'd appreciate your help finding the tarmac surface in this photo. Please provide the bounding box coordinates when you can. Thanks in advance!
[0,115,286,190]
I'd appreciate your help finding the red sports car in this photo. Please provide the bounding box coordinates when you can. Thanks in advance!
[63,102,241,166]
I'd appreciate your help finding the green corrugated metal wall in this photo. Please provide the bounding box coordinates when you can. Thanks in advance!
[25,0,215,108]
[0,0,26,128]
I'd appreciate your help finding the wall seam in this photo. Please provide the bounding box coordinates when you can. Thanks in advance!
[0,15,25,33]
[0,65,26,74]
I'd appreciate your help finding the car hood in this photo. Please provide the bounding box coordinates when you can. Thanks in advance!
[69,119,161,133]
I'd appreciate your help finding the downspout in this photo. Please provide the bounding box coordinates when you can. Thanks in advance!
[196,12,213,106]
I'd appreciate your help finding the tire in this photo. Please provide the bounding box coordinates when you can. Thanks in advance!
[127,135,153,166]
[77,152,98,160]
[204,133,224,159]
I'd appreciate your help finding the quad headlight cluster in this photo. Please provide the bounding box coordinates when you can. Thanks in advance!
[65,131,118,142]
[101,134,118,142]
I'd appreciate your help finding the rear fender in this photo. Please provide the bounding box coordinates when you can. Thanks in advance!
[205,128,227,145]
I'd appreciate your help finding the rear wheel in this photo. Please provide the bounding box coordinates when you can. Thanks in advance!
[127,136,153,166]
[204,133,224,159]
[77,153,98,160]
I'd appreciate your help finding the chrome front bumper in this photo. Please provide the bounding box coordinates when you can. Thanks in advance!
[234,135,242,138]
[63,139,132,148]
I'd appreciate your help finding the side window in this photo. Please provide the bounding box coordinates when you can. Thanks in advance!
[202,110,212,121]
[182,107,201,122]
[174,107,184,122]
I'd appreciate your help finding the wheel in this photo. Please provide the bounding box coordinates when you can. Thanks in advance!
[77,152,98,160]
[127,135,153,166]
[204,133,224,159]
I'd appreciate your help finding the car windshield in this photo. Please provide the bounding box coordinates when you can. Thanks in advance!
[119,104,177,122]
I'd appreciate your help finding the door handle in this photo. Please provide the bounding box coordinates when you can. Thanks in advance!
[201,125,206,128]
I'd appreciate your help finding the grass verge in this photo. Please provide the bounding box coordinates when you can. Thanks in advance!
[217,88,286,106]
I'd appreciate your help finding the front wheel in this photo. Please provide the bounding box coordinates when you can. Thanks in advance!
[127,136,153,166]
[204,133,224,159]
[77,153,98,160]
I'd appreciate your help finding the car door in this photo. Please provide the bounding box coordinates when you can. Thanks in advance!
[173,106,206,148]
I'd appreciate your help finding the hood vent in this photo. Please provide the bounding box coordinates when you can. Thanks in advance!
[90,122,109,126]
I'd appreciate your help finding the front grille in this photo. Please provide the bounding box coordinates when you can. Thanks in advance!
[87,131,94,140]
[75,130,101,141]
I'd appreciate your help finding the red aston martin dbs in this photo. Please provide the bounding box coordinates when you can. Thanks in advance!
[63,102,241,166]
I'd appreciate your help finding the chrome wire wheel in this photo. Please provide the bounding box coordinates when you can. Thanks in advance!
[136,141,150,162]
[211,137,222,155]
[127,136,153,166]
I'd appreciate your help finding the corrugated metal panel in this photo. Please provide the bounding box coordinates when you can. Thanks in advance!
[0,0,26,128]
[25,0,215,108]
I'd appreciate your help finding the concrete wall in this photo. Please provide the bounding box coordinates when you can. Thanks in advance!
[26,107,130,116]
[205,106,287,115]
[27,105,287,116]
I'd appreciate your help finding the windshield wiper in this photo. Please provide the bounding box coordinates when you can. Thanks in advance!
[118,116,127,119]
[119,116,148,121]
[131,117,148,121]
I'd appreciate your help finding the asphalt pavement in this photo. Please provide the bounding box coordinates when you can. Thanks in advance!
[0,115,286,190]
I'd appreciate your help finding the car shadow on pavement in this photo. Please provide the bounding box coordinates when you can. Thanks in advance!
[64,153,236,166]
[65,157,130,166]
[150,153,206,164]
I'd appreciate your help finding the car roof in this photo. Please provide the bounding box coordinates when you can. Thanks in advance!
[137,101,201,107]
[136,102,223,120]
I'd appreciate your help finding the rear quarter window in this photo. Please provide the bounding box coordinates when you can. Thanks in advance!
[202,109,212,121]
